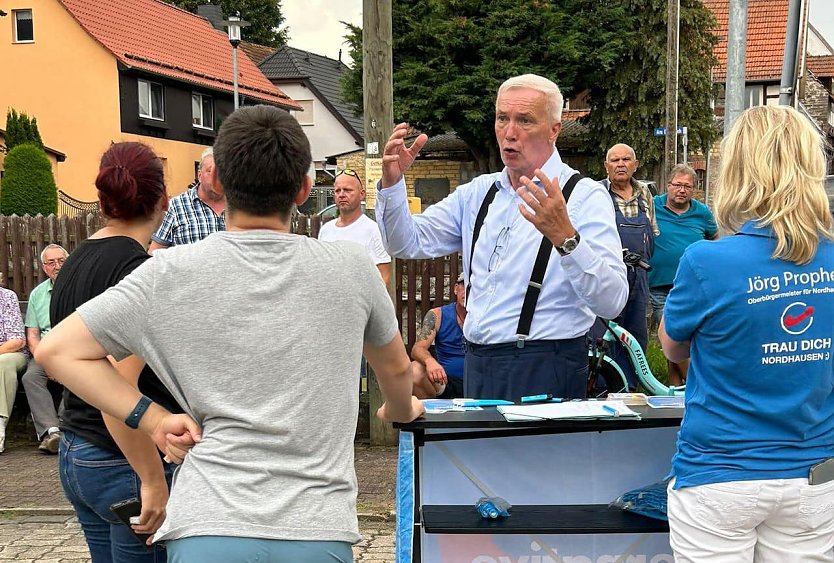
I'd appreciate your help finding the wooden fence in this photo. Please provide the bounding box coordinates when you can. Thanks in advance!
[2,211,457,352]
[3,213,105,301]
[295,212,461,353]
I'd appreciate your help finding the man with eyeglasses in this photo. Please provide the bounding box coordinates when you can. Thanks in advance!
[318,169,391,284]
[376,74,627,401]
[649,164,717,385]
[599,143,659,390]
[149,147,226,254]
[22,243,68,453]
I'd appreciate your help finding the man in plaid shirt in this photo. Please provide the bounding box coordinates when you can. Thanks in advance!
[598,143,659,389]
[149,147,226,253]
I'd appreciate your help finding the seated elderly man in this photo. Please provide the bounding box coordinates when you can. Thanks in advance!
[411,273,466,399]
[22,244,68,454]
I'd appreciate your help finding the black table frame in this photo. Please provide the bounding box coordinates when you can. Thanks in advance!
[395,405,683,562]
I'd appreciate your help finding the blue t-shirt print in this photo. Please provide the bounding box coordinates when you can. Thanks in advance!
[665,221,834,489]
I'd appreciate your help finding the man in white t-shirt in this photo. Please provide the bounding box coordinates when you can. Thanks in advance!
[319,169,391,284]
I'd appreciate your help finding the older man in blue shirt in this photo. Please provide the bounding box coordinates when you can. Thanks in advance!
[376,74,627,401]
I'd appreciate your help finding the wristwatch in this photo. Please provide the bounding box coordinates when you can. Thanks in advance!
[556,231,581,256]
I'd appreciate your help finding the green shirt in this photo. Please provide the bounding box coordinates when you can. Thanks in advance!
[25,279,53,334]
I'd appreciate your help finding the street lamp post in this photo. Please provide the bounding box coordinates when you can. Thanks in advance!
[224,13,249,110]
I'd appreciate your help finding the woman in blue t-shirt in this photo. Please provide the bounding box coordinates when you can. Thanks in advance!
[661,105,834,562]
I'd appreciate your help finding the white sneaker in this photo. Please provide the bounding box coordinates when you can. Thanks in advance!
[0,416,7,453]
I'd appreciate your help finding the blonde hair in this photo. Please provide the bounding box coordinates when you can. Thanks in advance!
[497,74,563,123]
[714,105,833,264]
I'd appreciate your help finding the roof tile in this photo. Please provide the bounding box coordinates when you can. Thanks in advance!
[808,55,834,78]
[260,46,363,139]
[58,0,299,109]
[703,0,790,81]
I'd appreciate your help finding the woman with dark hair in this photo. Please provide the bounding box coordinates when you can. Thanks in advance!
[51,141,181,562]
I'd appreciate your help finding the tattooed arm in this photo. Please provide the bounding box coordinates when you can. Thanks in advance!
[410,308,447,385]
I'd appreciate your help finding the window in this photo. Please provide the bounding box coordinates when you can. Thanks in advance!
[138,79,165,120]
[292,100,314,125]
[744,85,763,108]
[191,93,214,129]
[13,10,34,42]
[765,84,780,106]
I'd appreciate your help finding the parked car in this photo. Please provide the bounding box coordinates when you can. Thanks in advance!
[317,201,374,224]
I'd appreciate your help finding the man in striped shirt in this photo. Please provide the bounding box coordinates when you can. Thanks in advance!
[149,147,226,253]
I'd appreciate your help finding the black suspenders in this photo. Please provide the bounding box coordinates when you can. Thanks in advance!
[467,173,585,347]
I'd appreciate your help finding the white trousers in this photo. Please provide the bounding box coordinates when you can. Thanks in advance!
[668,477,834,562]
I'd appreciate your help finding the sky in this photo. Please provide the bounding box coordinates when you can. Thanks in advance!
[809,0,834,46]
[284,0,834,65]
[283,0,362,65]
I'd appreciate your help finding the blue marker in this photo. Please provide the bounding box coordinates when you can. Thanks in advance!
[602,404,620,417]
[520,393,552,404]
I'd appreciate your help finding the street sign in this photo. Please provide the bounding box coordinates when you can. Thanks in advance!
[653,126,686,136]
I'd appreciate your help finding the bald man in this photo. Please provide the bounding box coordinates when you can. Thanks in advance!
[599,144,659,390]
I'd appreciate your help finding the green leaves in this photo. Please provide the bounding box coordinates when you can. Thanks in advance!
[0,144,58,216]
[4,109,44,152]
[341,0,720,176]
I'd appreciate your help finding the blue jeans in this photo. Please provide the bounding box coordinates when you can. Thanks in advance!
[59,430,173,563]
[649,285,671,330]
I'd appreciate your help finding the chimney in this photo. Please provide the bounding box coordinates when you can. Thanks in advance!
[338,49,342,64]
[196,2,225,32]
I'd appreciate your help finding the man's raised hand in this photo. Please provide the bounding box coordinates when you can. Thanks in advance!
[516,169,577,248]
[381,123,428,188]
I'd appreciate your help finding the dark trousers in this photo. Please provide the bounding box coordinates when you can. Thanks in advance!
[613,267,649,390]
[464,337,587,402]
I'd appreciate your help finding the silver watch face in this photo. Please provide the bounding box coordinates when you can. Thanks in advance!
[561,236,579,253]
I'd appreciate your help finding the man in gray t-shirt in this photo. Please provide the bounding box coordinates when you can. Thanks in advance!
[36,106,424,558]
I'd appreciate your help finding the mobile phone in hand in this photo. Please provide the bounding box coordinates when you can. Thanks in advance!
[109,498,153,548]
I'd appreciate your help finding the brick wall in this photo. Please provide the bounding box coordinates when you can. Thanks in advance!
[804,72,830,128]
[332,150,467,198]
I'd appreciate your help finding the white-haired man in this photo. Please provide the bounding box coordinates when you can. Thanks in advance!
[599,143,659,390]
[376,74,628,401]
[149,147,225,253]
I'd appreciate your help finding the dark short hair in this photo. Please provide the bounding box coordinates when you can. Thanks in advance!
[95,142,166,221]
[212,105,312,217]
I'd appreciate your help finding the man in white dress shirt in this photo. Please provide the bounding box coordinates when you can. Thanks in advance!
[375,74,628,401]
[318,169,391,285]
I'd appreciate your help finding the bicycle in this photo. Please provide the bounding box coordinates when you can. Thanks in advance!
[586,250,686,398]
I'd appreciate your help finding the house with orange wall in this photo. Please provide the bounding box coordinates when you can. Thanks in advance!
[0,0,299,202]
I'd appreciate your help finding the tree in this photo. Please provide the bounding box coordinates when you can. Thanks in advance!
[4,109,44,152]
[0,144,58,216]
[165,0,288,47]
[579,0,719,178]
[341,0,717,176]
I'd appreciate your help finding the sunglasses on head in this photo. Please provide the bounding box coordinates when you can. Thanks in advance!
[336,168,360,179]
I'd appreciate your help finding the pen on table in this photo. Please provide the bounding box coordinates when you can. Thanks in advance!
[602,404,620,417]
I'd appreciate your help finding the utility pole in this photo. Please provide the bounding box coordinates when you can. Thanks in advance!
[363,0,397,447]
[662,0,680,191]
[778,0,803,106]
[724,0,748,136]
[363,0,393,156]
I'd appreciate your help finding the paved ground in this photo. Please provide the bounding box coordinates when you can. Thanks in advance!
[0,429,400,562]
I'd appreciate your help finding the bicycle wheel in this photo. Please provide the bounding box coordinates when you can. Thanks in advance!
[587,358,628,398]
